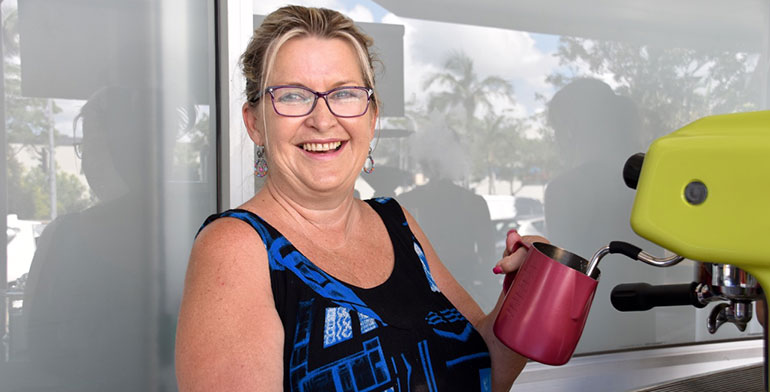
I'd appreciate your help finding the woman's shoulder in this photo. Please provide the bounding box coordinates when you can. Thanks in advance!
[177,209,282,391]
[190,210,270,279]
[196,208,261,243]
[197,207,264,235]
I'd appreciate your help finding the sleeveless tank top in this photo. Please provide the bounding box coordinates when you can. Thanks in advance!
[199,197,492,391]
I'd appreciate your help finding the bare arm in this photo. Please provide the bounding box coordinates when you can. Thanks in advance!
[175,218,284,391]
[402,206,542,392]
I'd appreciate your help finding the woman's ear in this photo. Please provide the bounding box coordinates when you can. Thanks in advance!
[242,102,265,145]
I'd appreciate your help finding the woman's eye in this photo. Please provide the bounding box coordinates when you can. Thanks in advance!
[276,90,311,104]
[330,88,362,101]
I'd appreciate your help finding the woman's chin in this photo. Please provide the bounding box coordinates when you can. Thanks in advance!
[302,169,357,194]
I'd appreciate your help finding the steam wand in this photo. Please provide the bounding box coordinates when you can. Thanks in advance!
[586,241,684,278]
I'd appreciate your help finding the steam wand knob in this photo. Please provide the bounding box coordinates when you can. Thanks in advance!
[623,153,645,190]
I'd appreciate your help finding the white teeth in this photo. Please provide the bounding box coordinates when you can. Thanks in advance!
[303,141,341,152]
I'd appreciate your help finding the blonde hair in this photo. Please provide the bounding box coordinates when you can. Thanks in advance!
[240,5,380,112]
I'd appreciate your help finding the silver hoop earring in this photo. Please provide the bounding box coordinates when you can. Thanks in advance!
[363,147,374,174]
[255,145,268,177]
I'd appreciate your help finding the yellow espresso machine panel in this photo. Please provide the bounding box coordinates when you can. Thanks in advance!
[630,110,770,272]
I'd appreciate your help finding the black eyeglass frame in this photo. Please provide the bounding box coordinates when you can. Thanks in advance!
[250,85,374,118]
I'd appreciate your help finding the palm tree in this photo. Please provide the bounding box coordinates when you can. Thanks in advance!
[422,51,518,192]
[423,51,515,134]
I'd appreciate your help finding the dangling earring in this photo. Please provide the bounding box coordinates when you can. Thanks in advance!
[363,147,374,174]
[255,145,268,177]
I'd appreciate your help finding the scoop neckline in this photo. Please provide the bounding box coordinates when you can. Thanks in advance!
[229,200,399,292]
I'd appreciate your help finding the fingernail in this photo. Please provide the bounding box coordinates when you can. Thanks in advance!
[492,266,503,274]
[507,229,518,237]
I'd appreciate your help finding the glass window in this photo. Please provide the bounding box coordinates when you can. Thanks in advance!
[253,0,769,355]
[2,0,217,390]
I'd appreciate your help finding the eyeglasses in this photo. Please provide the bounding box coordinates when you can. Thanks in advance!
[252,85,374,118]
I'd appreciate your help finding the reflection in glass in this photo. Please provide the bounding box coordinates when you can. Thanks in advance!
[2,1,216,391]
[350,0,767,355]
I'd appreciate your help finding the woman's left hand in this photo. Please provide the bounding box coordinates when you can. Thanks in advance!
[480,229,550,391]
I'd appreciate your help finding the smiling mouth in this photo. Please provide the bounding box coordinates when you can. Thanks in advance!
[301,141,343,152]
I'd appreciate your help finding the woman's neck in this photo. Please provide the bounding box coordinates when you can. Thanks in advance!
[254,179,362,249]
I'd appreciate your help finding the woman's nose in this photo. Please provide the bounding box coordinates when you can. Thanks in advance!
[305,98,337,130]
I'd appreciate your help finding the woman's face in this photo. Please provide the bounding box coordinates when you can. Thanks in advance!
[246,36,377,197]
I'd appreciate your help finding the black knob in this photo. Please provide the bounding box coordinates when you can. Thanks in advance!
[623,153,645,190]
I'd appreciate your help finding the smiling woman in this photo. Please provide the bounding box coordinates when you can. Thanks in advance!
[244,36,377,196]
[174,5,543,392]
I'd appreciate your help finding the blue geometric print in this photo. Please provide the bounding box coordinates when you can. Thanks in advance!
[289,299,314,390]
[389,357,402,392]
[201,200,492,392]
[446,352,491,368]
[412,241,439,292]
[359,312,378,334]
[272,239,381,321]
[479,368,491,392]
[425,308,466,326]
[291,300,392,392]
[373,197,392,204]
[426,308,474,342]
[300,337,392,391]
[324,307,353,348]
[433,322,473,342]
[401,354,412,390]
[417,340,437,392]
[425,311,444,326]
[210,210,382,322]
[439,309,465,323]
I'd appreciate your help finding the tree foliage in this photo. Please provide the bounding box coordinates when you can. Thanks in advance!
[423,51,515,130]
[419,51,549,193]
[547,37,761,141]
[4,7,90,220]
[390,36,759,197]
[8,159,90,220]
[3,9,61,147]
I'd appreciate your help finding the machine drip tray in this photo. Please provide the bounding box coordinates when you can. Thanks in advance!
[633,364,765,392]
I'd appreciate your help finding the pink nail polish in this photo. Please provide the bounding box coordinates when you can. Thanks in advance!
[493,266,503,274]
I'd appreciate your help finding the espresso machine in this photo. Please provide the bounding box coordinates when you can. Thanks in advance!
[609,110,770,386]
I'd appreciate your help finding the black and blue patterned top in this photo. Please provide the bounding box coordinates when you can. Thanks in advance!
[199,197,492,391]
